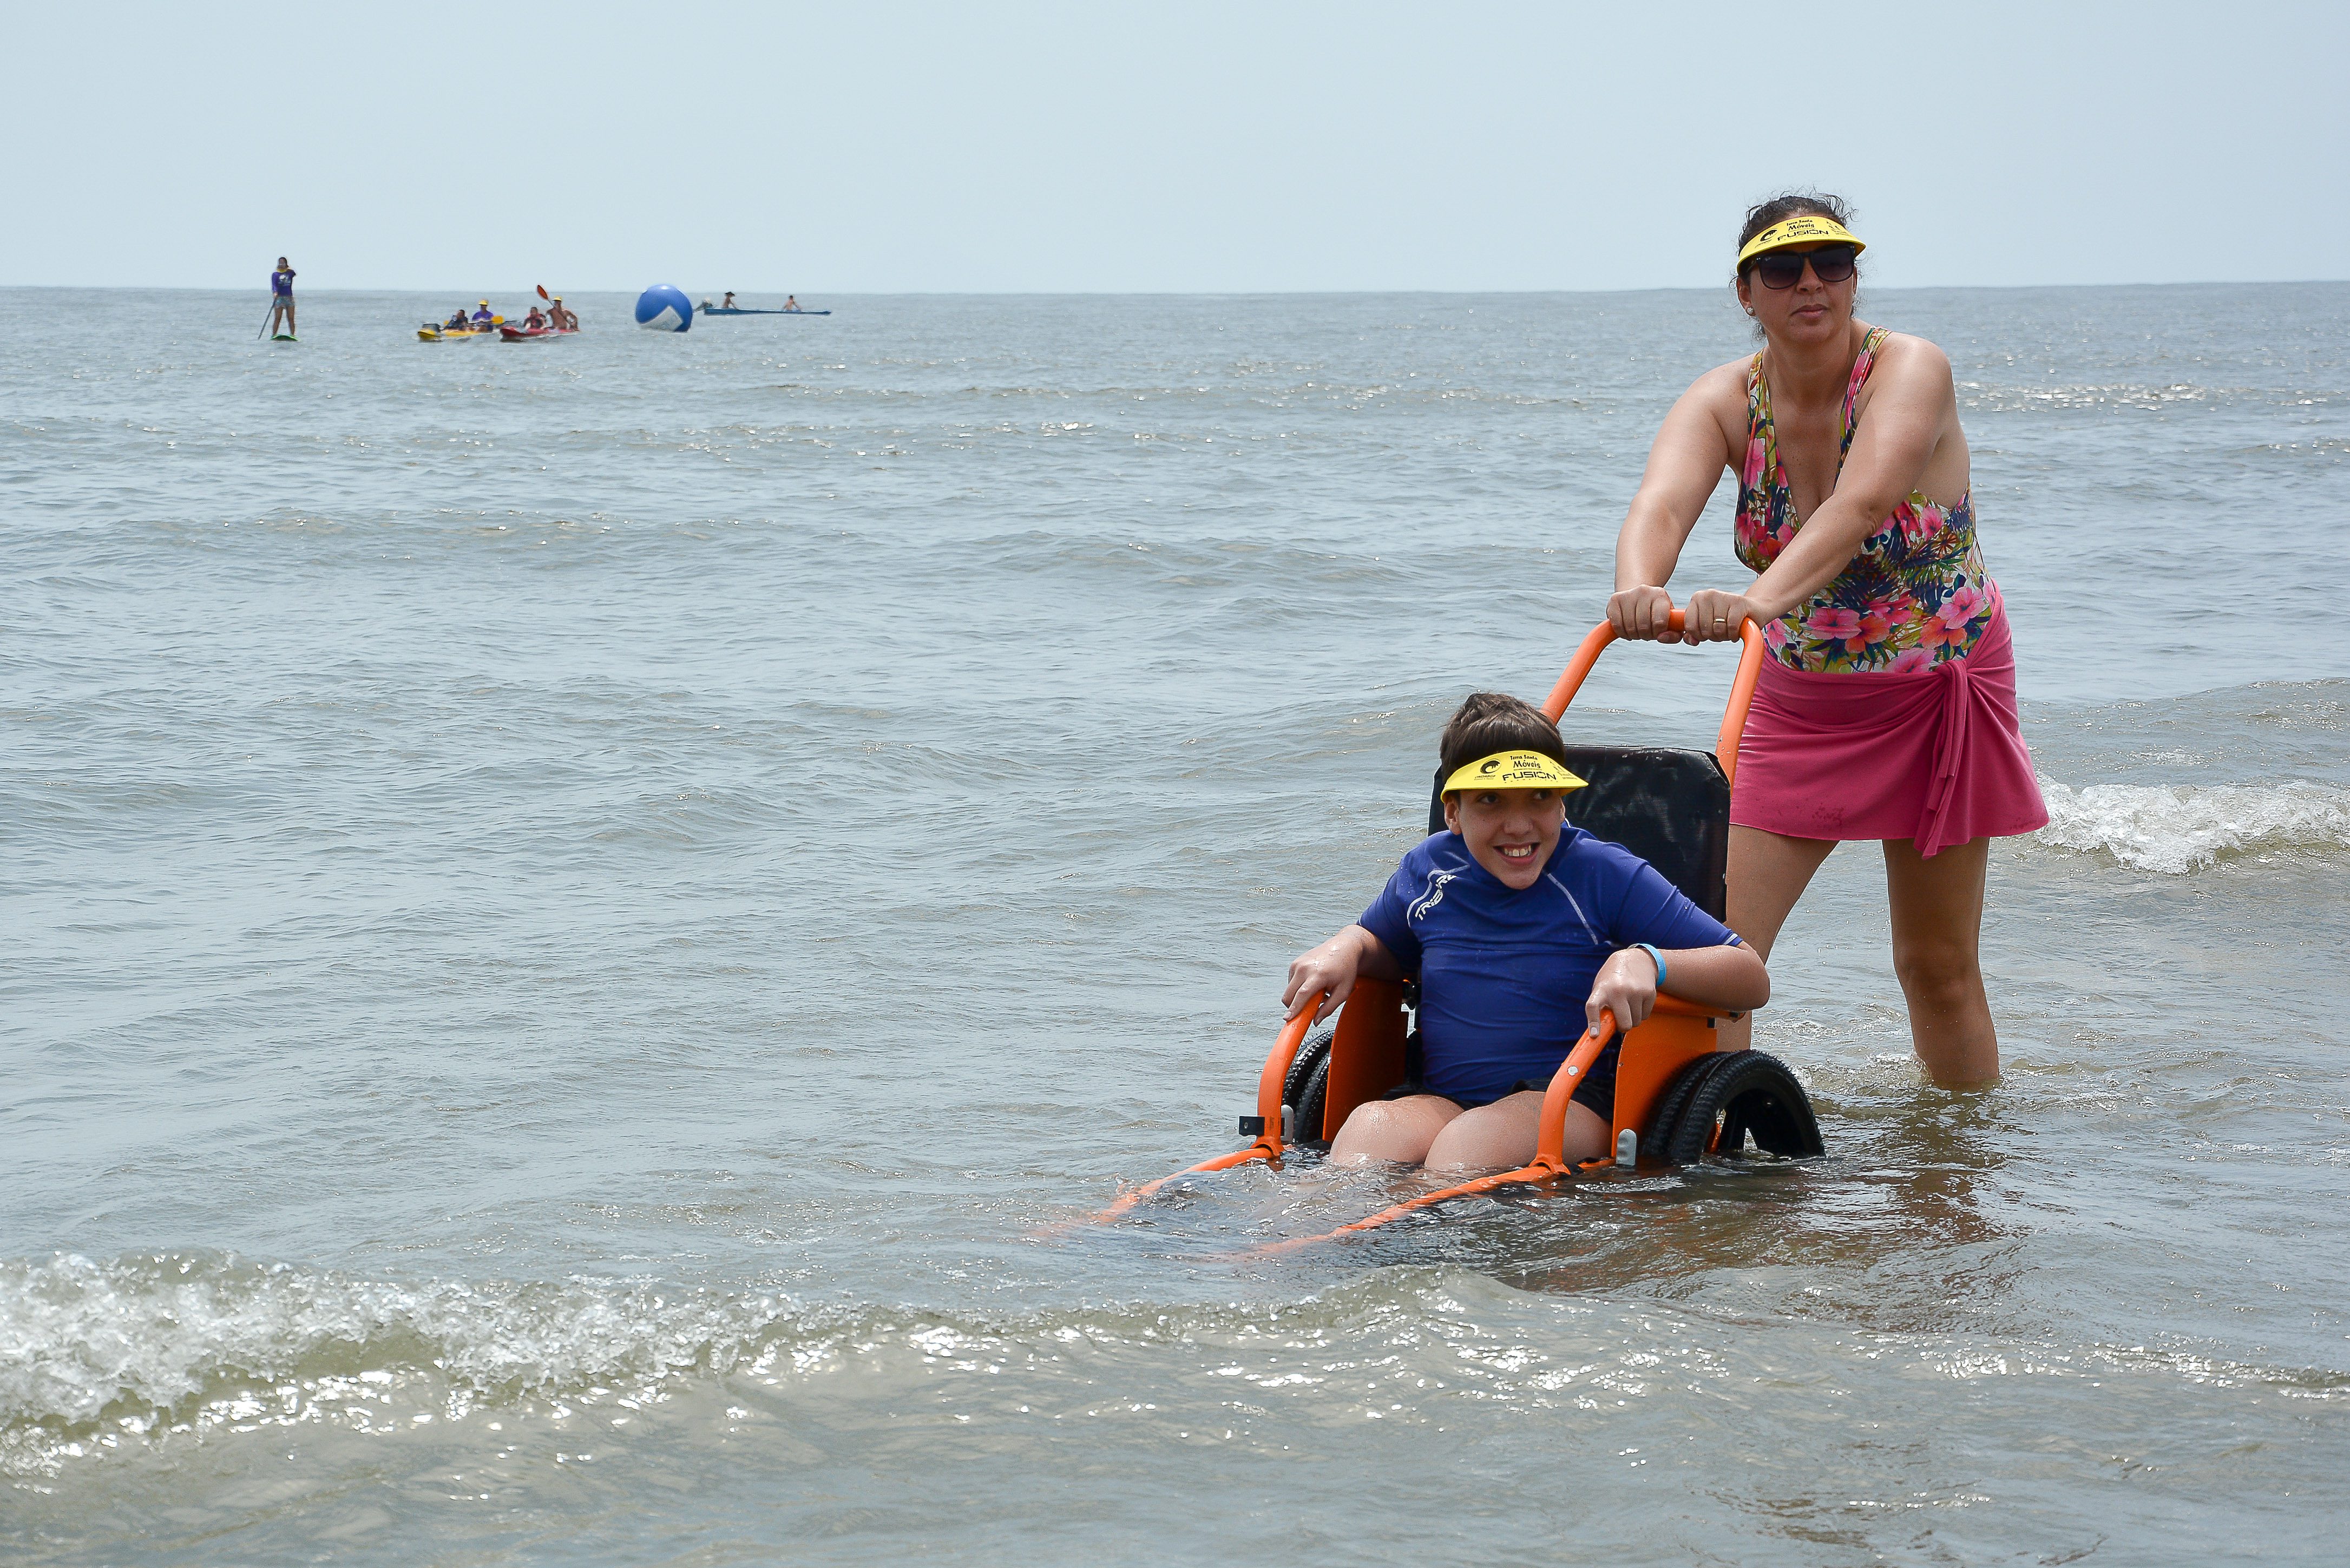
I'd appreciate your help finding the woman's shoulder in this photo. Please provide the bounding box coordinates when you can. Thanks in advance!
[1861,323,1953,381]
[1685,355,1755,404]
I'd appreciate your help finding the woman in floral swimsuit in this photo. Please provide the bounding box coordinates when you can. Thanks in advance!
[1605,194,2046,1087]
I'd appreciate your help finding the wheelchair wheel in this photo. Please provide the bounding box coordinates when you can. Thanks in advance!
[1283,1029,1334,1146]
[1653,1050,1823,1164]
[1643,1051,1736,1162]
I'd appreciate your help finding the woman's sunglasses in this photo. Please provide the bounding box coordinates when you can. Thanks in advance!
[1749,246,1857,289]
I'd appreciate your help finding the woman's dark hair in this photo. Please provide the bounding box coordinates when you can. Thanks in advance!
[1439,691,1567,785]
[1735,189,1856,280]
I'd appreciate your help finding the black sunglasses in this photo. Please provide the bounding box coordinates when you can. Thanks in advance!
[1749,245,1857,289]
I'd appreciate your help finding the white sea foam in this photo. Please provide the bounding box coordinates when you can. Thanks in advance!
[0,1252,798,1469]
[2034,777,2350,874]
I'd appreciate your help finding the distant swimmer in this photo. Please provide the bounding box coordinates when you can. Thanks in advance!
[721,292,738,310]
[268,257,297,337]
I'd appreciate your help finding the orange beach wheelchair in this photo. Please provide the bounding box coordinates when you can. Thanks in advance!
[1102,613,1824,1246]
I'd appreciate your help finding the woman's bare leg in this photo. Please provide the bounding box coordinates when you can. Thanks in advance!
[1424,1090,1610,1171]
[1882,835,1998,1087]
[1328,1094,1460,1165]
[1717,825,1838,1052]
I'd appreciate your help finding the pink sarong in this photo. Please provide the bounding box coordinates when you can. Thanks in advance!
[1730,596,2048,857]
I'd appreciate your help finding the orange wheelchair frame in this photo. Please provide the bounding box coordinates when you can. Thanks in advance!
[1101,612,1824,1248]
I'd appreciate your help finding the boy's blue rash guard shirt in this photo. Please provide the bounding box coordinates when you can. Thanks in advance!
[1357,829,1741,1103]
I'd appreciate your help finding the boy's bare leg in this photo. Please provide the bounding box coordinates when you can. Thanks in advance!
[1717,825,1837,1052]
[1423,1091,1610,1171]
[1328,1095,1460,1165]
[1882,835,1998,1087]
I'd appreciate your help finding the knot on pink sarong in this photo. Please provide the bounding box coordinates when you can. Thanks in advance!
[1921,651,1975,856]
[1729,595,2049,856]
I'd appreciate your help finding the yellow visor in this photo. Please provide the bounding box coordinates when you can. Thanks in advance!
[1737,214,1866,267]
[1442,750,1587,795]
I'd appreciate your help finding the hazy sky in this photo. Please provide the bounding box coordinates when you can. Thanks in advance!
[7,0,2345,293]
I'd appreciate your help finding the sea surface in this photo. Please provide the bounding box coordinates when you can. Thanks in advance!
[4,284,2347,1565]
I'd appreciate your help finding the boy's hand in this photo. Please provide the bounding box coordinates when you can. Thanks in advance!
[1284,931,1364,1024]
[1586,947,1659,1035]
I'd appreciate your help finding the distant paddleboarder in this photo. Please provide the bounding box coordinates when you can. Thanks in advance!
[267,257,296,338]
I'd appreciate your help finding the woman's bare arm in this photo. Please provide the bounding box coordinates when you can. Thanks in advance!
[1680,337,1957,639]
[1607,363,1744,640]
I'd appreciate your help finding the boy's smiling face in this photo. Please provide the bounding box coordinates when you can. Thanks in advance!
[1442,786,1567,890]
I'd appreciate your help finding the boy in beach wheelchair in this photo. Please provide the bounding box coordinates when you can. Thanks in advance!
[1101,613,1824,1245]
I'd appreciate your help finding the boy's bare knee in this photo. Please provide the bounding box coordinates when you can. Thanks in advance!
[1329,1098,1454,1166]
[1424,1092,1545,1172]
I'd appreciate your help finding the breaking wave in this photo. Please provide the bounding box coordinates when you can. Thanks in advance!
[0,1252,798,1470]
[2035,777,2350,874]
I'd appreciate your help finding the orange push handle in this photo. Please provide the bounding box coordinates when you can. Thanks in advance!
[1539,612,1765,789]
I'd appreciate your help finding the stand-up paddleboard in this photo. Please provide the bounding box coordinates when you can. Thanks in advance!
[271,334,298,342]
[697,306,831,316]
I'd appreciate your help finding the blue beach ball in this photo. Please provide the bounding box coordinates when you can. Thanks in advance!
[634,284,694,332]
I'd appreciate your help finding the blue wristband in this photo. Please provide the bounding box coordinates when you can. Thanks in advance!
[1631,943,1666,988]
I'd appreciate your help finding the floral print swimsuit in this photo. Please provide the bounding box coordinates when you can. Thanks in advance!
[1735,326,1995,673]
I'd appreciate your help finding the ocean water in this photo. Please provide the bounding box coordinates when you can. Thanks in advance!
[4,284,2347,1564]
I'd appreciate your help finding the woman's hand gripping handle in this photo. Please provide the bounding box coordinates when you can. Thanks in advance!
[1604,599,1762,647]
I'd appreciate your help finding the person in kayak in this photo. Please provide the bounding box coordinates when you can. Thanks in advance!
[546,297,574,330]
[1605,192,2046,1088]
[523,304,547,330]
[720,292,738,310]
[267,257,296,337]
[1282,692,1770,1171]
[470,301,495,326]
[784,296,800,312]
[442,307,470,331]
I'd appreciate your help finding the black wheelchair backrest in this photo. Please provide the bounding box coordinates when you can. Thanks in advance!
[1425,744,1731,920]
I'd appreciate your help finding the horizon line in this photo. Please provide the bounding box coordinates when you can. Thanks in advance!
[3,278,2346,298]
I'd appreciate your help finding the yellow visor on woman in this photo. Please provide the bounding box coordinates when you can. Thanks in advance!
[1737,214,1867,267]
[1442,750,1587,795]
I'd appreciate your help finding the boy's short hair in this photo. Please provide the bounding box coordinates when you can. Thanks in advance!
[1439,692,1569,788]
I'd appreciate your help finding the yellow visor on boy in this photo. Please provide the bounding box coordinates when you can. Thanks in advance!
[1442,750,1587,795]
[1736,214,1867,267]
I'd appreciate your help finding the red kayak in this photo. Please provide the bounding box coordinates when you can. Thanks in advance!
[497,324,577,342]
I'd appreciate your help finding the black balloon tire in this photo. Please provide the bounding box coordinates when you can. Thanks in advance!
[1651,1049,1824,1165]
[1283,1029,1334,1146]
[1642,1049,1739,1162]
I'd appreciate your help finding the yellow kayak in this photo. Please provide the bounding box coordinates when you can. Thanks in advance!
[417,318,504,342]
